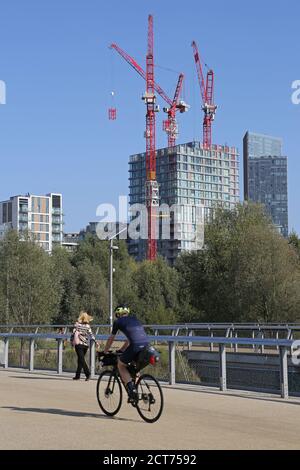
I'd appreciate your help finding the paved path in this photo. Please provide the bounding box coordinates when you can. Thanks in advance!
[1,369,300,450]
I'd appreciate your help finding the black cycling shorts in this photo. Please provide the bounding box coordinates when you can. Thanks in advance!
[120,343,148,365]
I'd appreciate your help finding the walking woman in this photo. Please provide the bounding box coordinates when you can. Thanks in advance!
[72,312,95,381]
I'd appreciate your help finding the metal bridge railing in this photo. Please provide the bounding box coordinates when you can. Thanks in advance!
[0,331,294,400]
[1,322,299,358]
[1,322,299,338]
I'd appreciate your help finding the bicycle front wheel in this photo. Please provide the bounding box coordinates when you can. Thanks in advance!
[96,370,123,417]
[135,374,164,423]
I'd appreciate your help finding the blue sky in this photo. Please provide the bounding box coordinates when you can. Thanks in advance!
[0,0,299,233]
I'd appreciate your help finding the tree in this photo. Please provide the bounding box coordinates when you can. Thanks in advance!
[0,281,7,324]
[176,204,300,323]
[0,231,59,325]
[70,235,109,321]
[50,246,81,324]
[175,254,204,323]
[112,241,139,308]
[289,231,300,260]
[131,258,180,324]
[75,258,109,322]
[0,231,60,366]
[233,220,300,322]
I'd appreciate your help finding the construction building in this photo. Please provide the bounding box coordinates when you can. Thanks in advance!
[80,222,128,241]
[129,141,240,264]
[243,131,288,237]
[62,232,80,252]
[0,193,63,253]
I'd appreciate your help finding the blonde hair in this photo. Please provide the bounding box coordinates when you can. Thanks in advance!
[78,311,93,324]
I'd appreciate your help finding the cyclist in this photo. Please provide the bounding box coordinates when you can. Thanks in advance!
[103,305,149,401]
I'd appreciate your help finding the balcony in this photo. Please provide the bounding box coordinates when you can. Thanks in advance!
[19,206,28,213]
[19,223,28,231]
[52,226,62,234]
[52,208,62,215]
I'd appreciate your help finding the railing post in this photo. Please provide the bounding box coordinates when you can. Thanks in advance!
[90,339,95,378]
[4,337,9,369]
[287,329,293,355]
[234,332,238,353]
[227,328,233,350]
[29,338,35,372]
[168,341,176,385]
[210,331,214,352]
[188,330,193,351]
[279,346,289,399]
[219,344,227,392]
[260,332,265,354]
[57,338,63,375]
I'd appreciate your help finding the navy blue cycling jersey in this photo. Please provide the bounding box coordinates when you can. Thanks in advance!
[112,315,149,346]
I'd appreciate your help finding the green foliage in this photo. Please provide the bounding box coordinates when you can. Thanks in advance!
[289,232,300,260]
[176,204,300,323]
[130,258,180,323]
[0,231,58,325]
[50,247,81,324]
[1,207,300,327]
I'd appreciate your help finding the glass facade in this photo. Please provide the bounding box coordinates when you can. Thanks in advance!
[243,132,288,238]
[248,156,288,238]
[129,142,240,264]
[245,132,282,159]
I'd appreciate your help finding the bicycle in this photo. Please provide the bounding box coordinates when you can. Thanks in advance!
[96,349,164,423]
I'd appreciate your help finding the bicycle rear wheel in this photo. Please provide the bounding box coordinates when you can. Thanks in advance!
[135,373,164,423]
[96,370,123,416]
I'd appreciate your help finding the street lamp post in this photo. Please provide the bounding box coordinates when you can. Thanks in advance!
[108,226,128,330]
[109,239,118,330]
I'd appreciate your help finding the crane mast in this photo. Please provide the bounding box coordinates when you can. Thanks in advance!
[191,40,217,148]
[163,73,186,147]
[110,44,189,148]
[143,15,159,261]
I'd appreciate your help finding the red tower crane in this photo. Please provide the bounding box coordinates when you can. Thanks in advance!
[110,44,189,147]
[144,14,159,261]
[162,74,188,147]
[191,40,217,148]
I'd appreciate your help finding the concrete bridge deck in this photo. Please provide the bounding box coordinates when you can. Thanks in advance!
[1,369,300,450]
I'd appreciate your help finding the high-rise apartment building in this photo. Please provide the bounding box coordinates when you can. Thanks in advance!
[129,141,240,264]
[243,131,288,237]
[0,193,63,252]
[243,131,282,199]
[248,156,288,237]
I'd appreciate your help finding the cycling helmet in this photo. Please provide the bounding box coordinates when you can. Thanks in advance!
[114,305,130,318]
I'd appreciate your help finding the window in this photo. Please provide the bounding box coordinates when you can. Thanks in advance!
[52,195,61,209]
[32,197,49,214]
